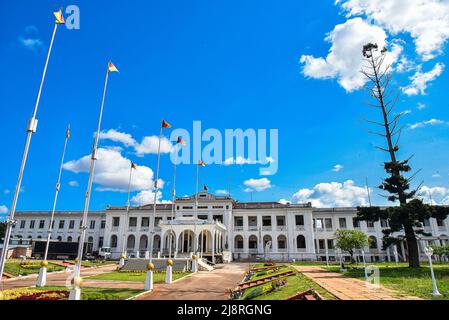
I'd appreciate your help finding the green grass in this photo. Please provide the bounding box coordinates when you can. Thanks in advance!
[65,260,116,267]
[87,271,191,283]
[36,286,141,300]
[326,263,449,300]
[4,260,65,276]
[242,266,337,300]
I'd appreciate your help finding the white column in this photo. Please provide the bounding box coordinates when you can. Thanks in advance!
[212,230,215,263]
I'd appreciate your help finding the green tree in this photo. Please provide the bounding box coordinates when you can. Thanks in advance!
[357,43,449,267]
[431,245,449,263]
[334,229,369,263]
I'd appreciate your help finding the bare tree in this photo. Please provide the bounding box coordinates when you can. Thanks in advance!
[356,43,449,268]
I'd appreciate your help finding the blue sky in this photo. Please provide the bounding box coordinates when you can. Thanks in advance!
[1,0,449,217]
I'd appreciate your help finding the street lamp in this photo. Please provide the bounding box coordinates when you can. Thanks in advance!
[424,246,442,297]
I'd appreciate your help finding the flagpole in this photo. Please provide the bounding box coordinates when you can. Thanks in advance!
[169,146,179,259]
[36,125,70,287]
[149,125,163,263]
[194,161,199,257]
[120,162,134,264]
[70,64,112,300]
[0,20,61,286]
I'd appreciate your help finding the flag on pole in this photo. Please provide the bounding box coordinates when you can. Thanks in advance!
[66,126,71,139]
[53,8,65,24]
[177,136,186,145]
[203,185,209,191]
[108,61,119,73]
[162,119,171,129]
[131,162,137,170]
[198,160,206,167]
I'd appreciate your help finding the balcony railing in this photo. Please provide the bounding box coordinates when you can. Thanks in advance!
[277,226,287,232]
[248,226,258,231]
[234,226,243,231]
[262,226,272,231]
[295,225,305,231]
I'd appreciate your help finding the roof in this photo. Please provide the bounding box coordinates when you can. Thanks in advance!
[233,202,312,209]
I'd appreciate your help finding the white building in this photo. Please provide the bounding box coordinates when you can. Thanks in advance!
[10,192,449,263]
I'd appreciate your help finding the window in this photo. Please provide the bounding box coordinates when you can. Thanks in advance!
[235,236,244,249]
[234,217,243,227]
[248,235,258,249]
[20,220,26,229]
[29,220,35,229]
[369,236,378,249]
[262,216,272,227]
[79,221,82,227]
[39,220,45,229]
[99,237,104,248]
[67,236,73,242]
[248,216,257,227]
[353,218,360,228]
[155,217,162,227]
[297,235,306,249]
[277,235,287,249]
[277,216,286,226]
[339,218,347,229]
[198,215,208,220]
[100,220,106,229]
[57,236,62,242]
[110,235,118,248]
[367,221,375,228]
[69,220,75,229]
[381,219,389,228]
[314,219,324,230]
[318,239,325,250]
[141,217,149,227]
[213,215,223,223]
[112,217,120,227]
[327,239,334,249]
[89,220,96,229]
[198,206,208,209]
[423,219,431,227]
[59,220,65,229]
[52,220,55,229]
[129,217,137,227]
[437,218,445,227]
[212,206,223,209]
[183,206,193,209]
[325,218,333,230]
[295,215,304,226]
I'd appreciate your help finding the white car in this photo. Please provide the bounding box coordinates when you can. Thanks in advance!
[98,247,111,260]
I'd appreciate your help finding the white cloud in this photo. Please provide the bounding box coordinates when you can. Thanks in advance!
[402,63,445,96]
[19,25,42,50]
[3,189,10,195]
[68,181,79,187]
[432,173,441,178]
[300,18,402,92]
[417,103,426,110]
[332,164,344,172]
[134,135,173,156]
[63,147,162,192]
[409,118,445,130]
[131,190,165,206]
[0,205,8,214]
[337,0,449,61]
[244,178,273,192]
[292,180,370,207]
[417,186,449,205]
[278,199,291,205]
[99,129,137,147]
[215,189,229,195]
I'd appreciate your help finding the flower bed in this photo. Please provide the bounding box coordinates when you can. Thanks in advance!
[15,290,69,300]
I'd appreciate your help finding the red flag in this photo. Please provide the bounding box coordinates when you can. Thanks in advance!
[162,120,171,128]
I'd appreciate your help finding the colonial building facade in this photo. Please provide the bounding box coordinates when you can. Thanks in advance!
[9,192,449,263]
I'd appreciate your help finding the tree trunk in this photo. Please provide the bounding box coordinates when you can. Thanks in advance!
[404,224,420,267]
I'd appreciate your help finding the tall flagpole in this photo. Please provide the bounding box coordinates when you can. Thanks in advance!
[120,162,134,266]
[0,10,64,286]
[194,161,200,257]
[169,146,178,258]
[70,61,117,300]
[149,124,163,263]
[36,125,71,287]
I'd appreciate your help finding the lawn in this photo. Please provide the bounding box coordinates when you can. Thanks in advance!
[326,263,449,300]
[241,266,337,300]
[65,260,116,267]
[4,260,65,276]
[87,271,191,283]
[0,286,142,300]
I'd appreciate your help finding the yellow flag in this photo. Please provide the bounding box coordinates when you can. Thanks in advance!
[108,62,119,73]
[53,9,65,24]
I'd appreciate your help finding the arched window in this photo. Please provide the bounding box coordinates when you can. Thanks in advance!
[110,235,118,248]
[67,236,73,242]
[57,236,62,242]
[263,235,272,249]
[297,235,306,249]
[127,235,135,250]
[249,235,258,249]
[369,236,378,249]
[88,236,94,243]
[277,235,287,249]
[234,235,243,249]
[139,235,148,250]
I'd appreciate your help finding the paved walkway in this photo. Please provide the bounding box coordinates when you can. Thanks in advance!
[294,266,421,300]
[137,263,247,300]
[1,264,118,290]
